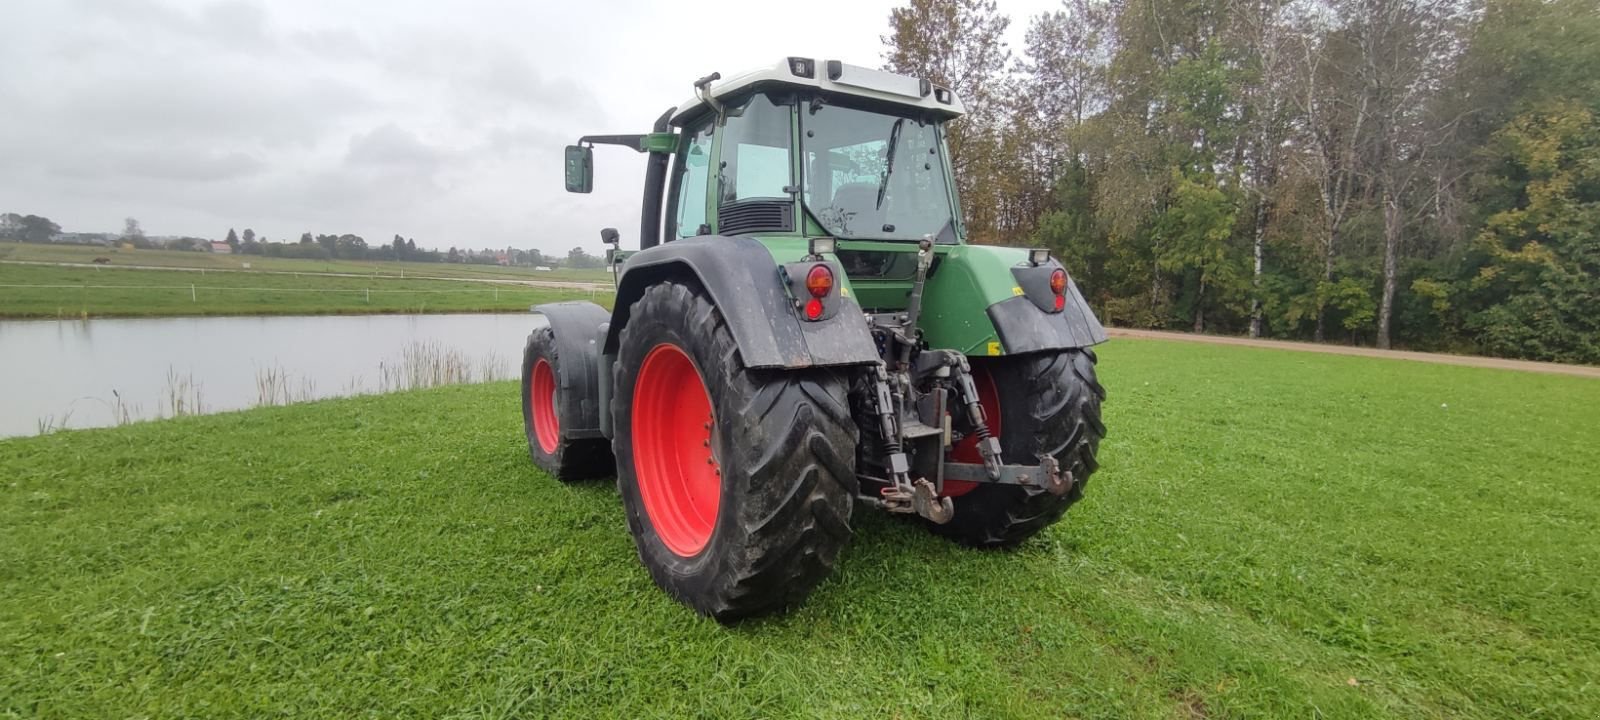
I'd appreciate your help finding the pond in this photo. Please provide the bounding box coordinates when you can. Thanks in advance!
[0,312,549,438]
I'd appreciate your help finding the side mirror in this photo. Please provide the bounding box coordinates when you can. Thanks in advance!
[564,145,593,193]
[601,227,621,263]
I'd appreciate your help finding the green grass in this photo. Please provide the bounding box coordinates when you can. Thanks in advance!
[0,265,613,318]
[3,339,1597,718]
[0,242,613,284]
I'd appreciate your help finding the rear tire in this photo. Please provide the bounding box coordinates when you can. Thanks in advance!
[613,280,857,622]
[932,348,1106,547]
[521,326,613,480]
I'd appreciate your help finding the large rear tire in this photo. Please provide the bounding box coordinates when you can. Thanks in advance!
[932,348,1105,547]
[521,326,613,480]
[613,280,858,622]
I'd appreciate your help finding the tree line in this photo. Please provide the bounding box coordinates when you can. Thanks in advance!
[885,0,1600,362]
[1,213,608,269]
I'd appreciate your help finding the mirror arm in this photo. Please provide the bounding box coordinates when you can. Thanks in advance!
[578,134,648,153]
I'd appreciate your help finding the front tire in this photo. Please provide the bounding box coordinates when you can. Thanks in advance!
[613,280,858,622]
[521,326,613,480]
[933,348,1106,547]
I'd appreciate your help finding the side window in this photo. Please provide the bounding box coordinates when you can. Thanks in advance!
[674,124,712,239]
[718,94,792,205]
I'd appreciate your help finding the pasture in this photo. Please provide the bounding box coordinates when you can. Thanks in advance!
[2,338,1595,718]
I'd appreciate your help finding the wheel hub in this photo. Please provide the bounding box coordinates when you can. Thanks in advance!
[530,358,560,454]
[631,343,721,557]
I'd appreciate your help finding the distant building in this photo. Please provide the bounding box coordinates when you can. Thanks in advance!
[535,266,553,272]
[210,242,233,254]
[496,252,510,266]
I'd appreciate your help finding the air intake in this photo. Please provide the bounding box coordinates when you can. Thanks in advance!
[718,200,793,236]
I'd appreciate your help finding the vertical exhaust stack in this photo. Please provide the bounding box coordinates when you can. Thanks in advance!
[639,106,675,250]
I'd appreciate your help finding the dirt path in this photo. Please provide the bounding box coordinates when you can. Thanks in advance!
[1108,327,1600,379]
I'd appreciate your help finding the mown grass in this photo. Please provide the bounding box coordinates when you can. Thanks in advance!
[0,243,613,284]
[0,265,613,318]
[2,339,1597,718]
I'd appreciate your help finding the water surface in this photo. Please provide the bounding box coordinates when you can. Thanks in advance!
[0,313,547,438]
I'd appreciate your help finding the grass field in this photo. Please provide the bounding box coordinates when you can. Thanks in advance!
[3,339,1597,718]
[0,265,613,318]
[0,242,614,284]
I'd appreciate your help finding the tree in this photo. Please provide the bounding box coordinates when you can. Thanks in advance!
[13,215,62,243]
[1347,0,1472,349]
[121,217,146,247]
[0,213,23,242]
[1454,102,1600,363]
[336,234,368,259]
[1287,5,1369,342]
[225,228,240,251]
[883,0,1013,242]
[566,246,603,269]
[300,232,314,244]
[1152,172,1244,332]
[860,0,1600,359]
[392,234,406,259]
[1234,0,1298,337]
[447,246,460,263]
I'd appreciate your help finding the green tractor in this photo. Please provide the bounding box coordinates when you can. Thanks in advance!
[522,58,1107,621]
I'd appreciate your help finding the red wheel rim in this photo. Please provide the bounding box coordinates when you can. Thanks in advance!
[946,366,1001,498]
[631,343,720,557]
[530,358,560,454]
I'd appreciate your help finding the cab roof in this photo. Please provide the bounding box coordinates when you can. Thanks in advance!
[669,58,966,128]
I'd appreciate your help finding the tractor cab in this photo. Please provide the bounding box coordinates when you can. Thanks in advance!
[566,58,967,249]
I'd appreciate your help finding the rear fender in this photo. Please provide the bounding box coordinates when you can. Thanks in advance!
[604,236,879,369]
[530,301,610,440]
[920,244,1107,356]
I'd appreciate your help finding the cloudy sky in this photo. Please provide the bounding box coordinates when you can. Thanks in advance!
[3,0,1057,255]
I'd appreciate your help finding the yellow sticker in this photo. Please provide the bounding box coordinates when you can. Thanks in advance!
[1011,286,1025,296]
[839,286,849,297]
[986,341,1001,356]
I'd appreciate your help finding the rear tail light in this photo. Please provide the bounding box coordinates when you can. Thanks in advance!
[805,264,834,298]
[1050,268,1067,312]
[804,298,824,320]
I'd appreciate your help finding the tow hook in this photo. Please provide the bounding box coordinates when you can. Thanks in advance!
[880,479,955,524]
[1039,456,1072,496]
[910,479,954,524]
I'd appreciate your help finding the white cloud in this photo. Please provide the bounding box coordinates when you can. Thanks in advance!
[1,0,1058,254]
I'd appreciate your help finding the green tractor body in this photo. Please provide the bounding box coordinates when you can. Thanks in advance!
[524,59,1107,621]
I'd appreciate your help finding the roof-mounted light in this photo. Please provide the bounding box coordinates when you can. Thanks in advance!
[1028,248,1051,266]
[934,87,953,104]
[788,57,815,79]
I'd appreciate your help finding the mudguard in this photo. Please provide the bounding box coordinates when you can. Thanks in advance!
[920,244,1108,357]
[530,301,610,440]
[986,279,1108,354]
[992,260,1109,352]
[604,236,880,370]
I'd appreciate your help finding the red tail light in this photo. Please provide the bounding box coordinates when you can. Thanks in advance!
[804,298,824,320]
[805,264,834,298]
[1049,268,1067,295]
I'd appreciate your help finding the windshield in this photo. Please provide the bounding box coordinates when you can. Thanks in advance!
[800,100,956,242]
